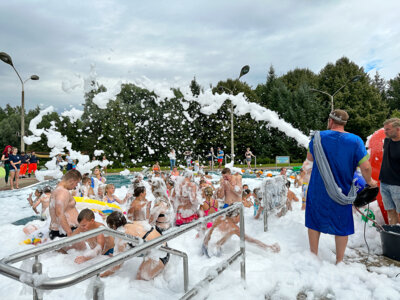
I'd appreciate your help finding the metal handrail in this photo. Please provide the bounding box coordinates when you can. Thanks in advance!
[0,203,244,299]
[180,250,242,300]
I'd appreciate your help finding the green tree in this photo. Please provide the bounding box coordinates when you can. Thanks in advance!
[190,77,201,97]
[387,73,400,114]
[317,57,388,139]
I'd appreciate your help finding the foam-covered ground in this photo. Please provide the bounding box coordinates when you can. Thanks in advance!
[0,176,399,299]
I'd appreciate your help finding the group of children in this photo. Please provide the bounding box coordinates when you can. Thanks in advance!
[23,165,304,281]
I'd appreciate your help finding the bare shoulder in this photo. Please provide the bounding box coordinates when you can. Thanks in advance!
[95,222,105,228]
[53,187,70,200]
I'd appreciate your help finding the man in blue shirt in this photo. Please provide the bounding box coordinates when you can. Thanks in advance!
[305,109,376,264]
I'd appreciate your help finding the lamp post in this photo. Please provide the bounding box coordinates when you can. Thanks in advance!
[310,75,361,111]
[219,65,250,164]
[0,52,39,152]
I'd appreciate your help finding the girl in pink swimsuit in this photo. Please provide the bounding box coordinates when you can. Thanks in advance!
[200,186,218,228]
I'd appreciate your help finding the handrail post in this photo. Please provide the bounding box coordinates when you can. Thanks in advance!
[93,274,104,300]
[263,186,268,232]
[160,246,189,292]
[32,255,42,300]
[263,206,268,232]
[240,205,246,281]
[183,253,189,292]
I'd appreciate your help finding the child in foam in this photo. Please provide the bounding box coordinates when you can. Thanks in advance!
[286,181,299,210]
[170,166,180,177]
[80,177,96,198]
[202,209,280,258]
[300,159,312,210]
[253,187,263,219]
[149,177,173,232]
[152,161,161,172]
[101,211,169,280]
[103,184,128,205]
[27,188,43,215]
[28,186,52,220]
[242,188,253,208]
[200,186,218,217]
[175,172,200,226]
[96,185,105,201]
[127,186,151,222]
[92,167,106,188]
[69,209,115,264]
[200,186,218,229]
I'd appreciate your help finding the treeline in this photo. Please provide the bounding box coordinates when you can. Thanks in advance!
[1,57,399,167]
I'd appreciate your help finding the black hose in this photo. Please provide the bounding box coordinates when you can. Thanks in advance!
[363,203,370,256]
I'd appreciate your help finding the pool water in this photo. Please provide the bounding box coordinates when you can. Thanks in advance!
[104,174,134,188]
[208,169,295,179]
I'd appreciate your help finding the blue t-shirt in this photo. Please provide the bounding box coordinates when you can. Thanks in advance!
[218,150,224,159]
[21,154,29,164]
[8,154,21,169]
[305,130,368,236]
[29,155,38,163]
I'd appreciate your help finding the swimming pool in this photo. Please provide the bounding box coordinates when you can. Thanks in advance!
[104,174,134,188]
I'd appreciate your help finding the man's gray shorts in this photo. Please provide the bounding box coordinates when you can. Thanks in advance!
[380,182,400,213]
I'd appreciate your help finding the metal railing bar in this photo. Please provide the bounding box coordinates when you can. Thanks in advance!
[160,246,189,292]
[3,228,144,264]
[0,204,242,291]
[179,250,242,300]
[3,227,105,264]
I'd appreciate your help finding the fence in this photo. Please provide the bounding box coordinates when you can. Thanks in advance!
[0,203,245,300]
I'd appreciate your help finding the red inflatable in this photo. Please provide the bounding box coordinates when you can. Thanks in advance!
[368,128,388,224]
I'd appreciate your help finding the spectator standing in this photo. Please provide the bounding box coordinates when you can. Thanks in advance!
[56,154,64,171]
[217,147,224,169]
[8,147,21,189]
[102,155,108,173]
[184,150,192,168]
[19,151,29,178]
[65,152,74,171]
[207,147,216,170]
[245,148,255,169]
[1,145,12,184]
[28,151,39,177]
[168,149,176,170]
[379,118,400,224]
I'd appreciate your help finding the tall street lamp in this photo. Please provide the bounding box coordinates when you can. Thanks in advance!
[0,52,39,152]
[219,65,250,164]
[310,75,361,111]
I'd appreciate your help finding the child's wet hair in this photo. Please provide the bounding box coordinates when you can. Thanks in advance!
[43,186,52,193]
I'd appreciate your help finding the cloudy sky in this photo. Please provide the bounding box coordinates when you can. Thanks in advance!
[1,0,399,112]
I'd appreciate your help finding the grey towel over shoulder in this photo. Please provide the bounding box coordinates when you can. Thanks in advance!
[313,131,357,206]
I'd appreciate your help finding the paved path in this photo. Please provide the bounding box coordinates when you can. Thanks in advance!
[0,176,40,191]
